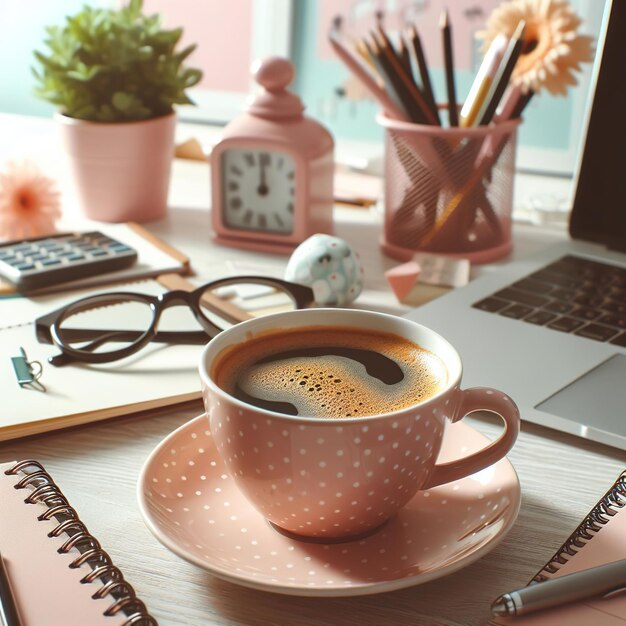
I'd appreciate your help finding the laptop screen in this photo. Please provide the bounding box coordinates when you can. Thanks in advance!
[569,0,626,251]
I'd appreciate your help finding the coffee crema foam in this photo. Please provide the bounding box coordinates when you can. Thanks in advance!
[214,327,448,418]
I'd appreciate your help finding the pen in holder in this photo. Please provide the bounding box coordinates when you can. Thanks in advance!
[379,112,520,264]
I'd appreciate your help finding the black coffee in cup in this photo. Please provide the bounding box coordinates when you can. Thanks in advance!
[213,326,447,418]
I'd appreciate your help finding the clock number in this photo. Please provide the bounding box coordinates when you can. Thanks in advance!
[258,153,270,197]
[221,149,295,235]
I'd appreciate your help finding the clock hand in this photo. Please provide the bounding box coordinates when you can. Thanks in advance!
[257,154,270,196]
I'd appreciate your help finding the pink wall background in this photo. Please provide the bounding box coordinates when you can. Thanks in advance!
[143,0,253,92]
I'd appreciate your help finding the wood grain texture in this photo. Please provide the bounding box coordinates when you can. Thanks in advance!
[1,403,625,626]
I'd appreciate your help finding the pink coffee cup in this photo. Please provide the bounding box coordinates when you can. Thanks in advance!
[199,309,519,540]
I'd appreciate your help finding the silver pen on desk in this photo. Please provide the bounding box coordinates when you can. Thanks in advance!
[491,558,626,617]
[0,552,21,626]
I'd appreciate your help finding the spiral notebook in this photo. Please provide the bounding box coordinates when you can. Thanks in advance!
[492,470,626,625]
[0,460,157,626]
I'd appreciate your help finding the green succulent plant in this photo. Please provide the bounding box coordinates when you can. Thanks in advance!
[32,0,203,122]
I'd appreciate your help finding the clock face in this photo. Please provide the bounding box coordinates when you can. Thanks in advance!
[220,148,295,234]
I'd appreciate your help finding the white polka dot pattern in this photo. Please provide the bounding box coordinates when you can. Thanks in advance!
[200,384,520,539]
[205,395,452,538]
[138,414,521,596]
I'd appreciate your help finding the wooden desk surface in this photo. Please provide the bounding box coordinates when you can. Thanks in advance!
[2,404,626,626]
[1,115,618,625]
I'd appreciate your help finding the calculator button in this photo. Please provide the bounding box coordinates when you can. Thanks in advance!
[13,244,35,253]
[67,254,85,261]
[89,250,108,257]
[111,245,132,253]
[15,262,35,271]
[41,258,62,266]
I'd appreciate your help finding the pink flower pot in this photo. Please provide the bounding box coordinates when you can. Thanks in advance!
[57,112,176,223]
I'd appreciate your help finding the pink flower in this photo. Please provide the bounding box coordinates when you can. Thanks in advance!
[0,161,61,241]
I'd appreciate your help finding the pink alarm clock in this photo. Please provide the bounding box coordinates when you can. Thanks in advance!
[211,57,335,254]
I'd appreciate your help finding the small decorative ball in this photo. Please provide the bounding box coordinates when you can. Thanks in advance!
[285,234,364,306]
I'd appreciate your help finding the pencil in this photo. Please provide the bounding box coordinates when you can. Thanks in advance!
[459,33,509,127]
[397,35,413,83]
[354,38,376,72]
[372,27,421,120]
[405,25,440,124]
[440,9,458,127]
[362,35,412,121]
[479,20,526,125]
[328,29,410,122]
[374,26,438,125]
[368,32,423,123]
[511,89,534,118]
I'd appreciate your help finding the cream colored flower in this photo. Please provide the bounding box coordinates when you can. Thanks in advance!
[0,161,61,241]
[478,0,594,95]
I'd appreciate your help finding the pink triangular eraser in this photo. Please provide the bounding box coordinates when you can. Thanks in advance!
[385,261,421,301]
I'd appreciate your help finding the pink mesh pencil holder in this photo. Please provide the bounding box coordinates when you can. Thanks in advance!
[378,114,520,264]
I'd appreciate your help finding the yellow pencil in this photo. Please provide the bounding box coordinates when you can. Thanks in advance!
[460,33,509,128]
[354,38,376,72]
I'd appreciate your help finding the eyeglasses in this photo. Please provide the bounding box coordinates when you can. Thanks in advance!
[35,276,315,366]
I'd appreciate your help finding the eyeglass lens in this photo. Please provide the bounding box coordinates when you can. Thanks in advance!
[56,295,154,357]
[196,281,298,329]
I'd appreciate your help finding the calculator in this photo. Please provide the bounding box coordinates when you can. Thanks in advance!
[0,231,138,291]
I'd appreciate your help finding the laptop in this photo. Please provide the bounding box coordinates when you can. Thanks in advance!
[405,0,626,450]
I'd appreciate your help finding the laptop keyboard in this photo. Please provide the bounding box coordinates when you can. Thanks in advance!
[473,255,626,347]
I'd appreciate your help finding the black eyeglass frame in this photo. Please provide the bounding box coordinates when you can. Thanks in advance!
[35,276,315,366]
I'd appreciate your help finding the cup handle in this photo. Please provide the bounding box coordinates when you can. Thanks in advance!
[422,387,520,490]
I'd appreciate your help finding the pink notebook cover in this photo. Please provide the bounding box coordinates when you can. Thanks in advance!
[0,460,155,626]
[492,470,626,626]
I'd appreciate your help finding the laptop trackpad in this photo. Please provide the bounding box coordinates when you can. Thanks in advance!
[536,354,626,435]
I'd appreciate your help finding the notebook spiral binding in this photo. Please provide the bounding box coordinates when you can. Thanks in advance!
[4,460,158,626]
[532,470,626,583]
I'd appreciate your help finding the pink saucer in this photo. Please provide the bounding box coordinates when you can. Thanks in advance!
[138,414,520,597]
